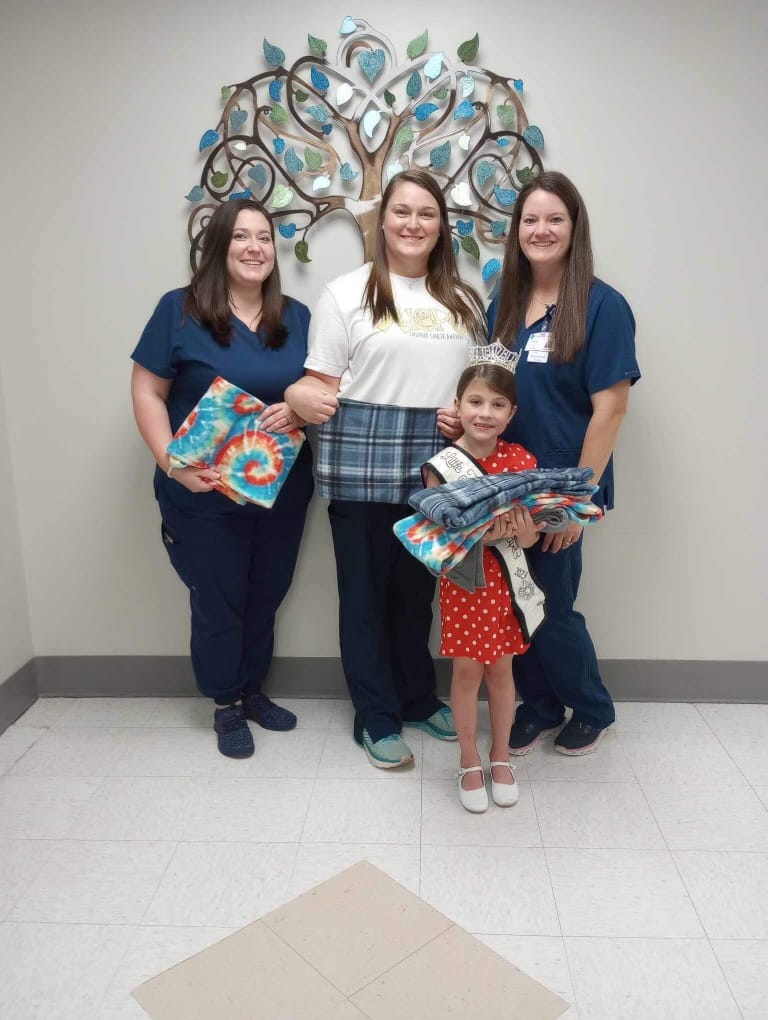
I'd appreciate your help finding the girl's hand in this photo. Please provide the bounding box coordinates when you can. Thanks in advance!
[168,465,220,493]
[508,507,546,549]
[285,381,339,424]
[259,402,303,433]
[437,406,462,440]
[541,521,584,553]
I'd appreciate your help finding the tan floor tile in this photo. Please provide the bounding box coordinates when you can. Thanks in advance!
[262,860,451,995]
[317,1003,371,1020]
[352,924,567,1020]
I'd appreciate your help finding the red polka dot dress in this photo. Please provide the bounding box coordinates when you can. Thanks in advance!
[439,439,538,665]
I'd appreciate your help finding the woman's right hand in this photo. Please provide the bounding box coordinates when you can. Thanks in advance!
[285,377,340,425]
[169,465,221,493]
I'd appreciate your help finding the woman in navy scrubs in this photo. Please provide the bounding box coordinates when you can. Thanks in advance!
[488,171,640,755]
[131,199,313,758]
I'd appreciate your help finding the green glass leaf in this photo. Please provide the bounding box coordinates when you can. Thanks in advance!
[460,235,480,260]
[394,124,414,148]
[307,33,327,58]
[221,86,233,102]
[496,104,516,130]
[457,33,479,63]
[295,239,311,263]
[270,103,289,124]
[384,90,396,107]
[433,87,449,100]
[305,148,323,169]
[406,29,428,59]
[516,166,535,186]
[211,171,229,188]
[294,89,309,103]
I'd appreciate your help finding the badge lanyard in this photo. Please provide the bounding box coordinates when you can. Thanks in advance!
[525,304,555,363]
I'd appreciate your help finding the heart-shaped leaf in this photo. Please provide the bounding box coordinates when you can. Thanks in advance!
[263,38,285,67]
[476,161,495,186]
[516,167,535,186]
[273,137,286,155]
[221,86,233,102]
[496,104,516,130]
[271,184,294,208]
[308,33,327,58]
[340,162,359,181]
[306,104,329,123]
[357,48,386,83]
[453,99,473,120]
[407,30,428,59]
[460,235,480,260]
[284,148,304,173]
[493,184,517,206]
[490,220,507,237]
[270,103,289,124]
[312,174,331,192]
[278,222,297,238]
[456,218,474,237]
[339,16,356,35]
[433,86,449,100]
[430,140,451,169]
[457,33,479,63]
[482,257,502,282]
[305,148,323,170]
[294,89,309,103]
[523,125,545,148]
[211,170,229,188]
[450,181,472,206]
[230,109,248,132]
[513,78,524,93]
[248,165,268,187]
[295,240,311,263]
[461,75,475,97]
[185,186,204,202]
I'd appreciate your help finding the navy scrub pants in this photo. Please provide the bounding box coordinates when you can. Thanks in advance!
[328,500,444,743]
[513,535,615,731]
[158,456,313,706]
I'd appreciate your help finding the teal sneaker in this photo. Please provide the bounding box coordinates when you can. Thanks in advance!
[355,730,414,769]
[406,705,458,741]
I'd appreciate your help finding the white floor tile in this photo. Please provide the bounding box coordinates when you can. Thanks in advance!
[0,839,53,919]
[289,843,421,897]
[0,725,46,774]
[56,697,164,726]
[0,775,101,838]
[673,850,768,938]
[754,786,768,809]
[642,782,768,850]
[329,699,355,730]
[10,840,176,924]
[0,922,134,1020]
[111,727,222,777]
[7,727,132,777]
[618,732,748,785]
[302,779,422,844]
[144,697,212,728]
[614,701,710,733]
[565,936,740,1020]
[546,848,703,937]
[212,728,327,778]
[531,780,665,849]
[183,777,314,842]
[16,697,71,726]
[420,845,560,934]
[711,939,768,1020]
[474,933,576,1006]
[524,731,636,783]
[695,703,768,738]
[317,729,422,780]
[715,733,768,785]
[275,698,337,728]
[70,777,204,841]
[421,779,541,846]
[143,841,297,926]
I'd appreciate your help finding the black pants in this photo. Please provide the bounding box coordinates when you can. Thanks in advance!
[328,500,444,742]
[158,456,313,705]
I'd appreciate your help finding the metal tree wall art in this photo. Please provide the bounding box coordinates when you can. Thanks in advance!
[186,18,545,287]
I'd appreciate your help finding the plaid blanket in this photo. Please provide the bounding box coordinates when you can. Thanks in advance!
[315,398,444,503]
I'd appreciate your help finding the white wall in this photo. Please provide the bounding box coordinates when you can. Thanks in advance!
[0,0,765,666]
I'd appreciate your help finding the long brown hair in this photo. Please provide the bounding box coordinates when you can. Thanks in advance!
[491,171,593,362]
[185,199,287,348]
[363,169,485,340]
[456,363,517,406]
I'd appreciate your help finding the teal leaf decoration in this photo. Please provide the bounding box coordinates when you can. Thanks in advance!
[340,162,359,181]
[263,39,285,66]
[384,90,396,107]
[211,170,229,188]
[311,66,330,93]
[248,165,268,186]
[497,138,510,147]
[460,235,480,259]
[295,239,311,263]
[513,78,524,92]
[278,222,297,238]
[453,99,473,120]
[452,237,460,256]
[407,30,428,59]
[339,16,356,35]
[523,125,545,148]
[270,103,289,124]
[456,218,474,236]
[394,124,414,148]
[357,48,386,82]
[306,104,330,123]
[230,109,248,132]
[423,52,443,80]
[308,34,327,58]
[221,86,233,102]
[273,137,285,154]
[321,123,333,135]
[490,220,506,237]
[433,86,449,100]
[406,71,422,99]
[305,148,323,169]
[496,104,516,130]
[284,147,304,173]
[482,257,502,282]
[414,102,439,121]
[476,161,495,186]
[457,33,479,63]
[185,186,204,202]
[199,129,219,152]
[269,79,284,101]
[229,189,252,201]
[430,140,451,169]
[494,184,517,206]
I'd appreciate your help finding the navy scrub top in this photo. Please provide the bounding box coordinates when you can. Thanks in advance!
[487,278,640,510]
[131,287,311,516]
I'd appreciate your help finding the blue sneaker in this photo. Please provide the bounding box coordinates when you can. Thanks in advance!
[242,693,297,731]
[355,730,414,769]
[213,704,254,759]
[406,705,458,741]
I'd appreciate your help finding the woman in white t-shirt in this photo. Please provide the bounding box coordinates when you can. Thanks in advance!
[286,169,486,770]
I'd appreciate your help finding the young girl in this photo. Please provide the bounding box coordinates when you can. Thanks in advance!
[424,360,543,812]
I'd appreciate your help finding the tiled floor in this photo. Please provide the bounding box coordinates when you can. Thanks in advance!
[0,697,766,1019]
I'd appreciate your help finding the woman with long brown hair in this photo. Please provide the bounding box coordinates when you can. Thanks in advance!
[286,169,485,769]
[489,170,640,756]
[131,199,313,758]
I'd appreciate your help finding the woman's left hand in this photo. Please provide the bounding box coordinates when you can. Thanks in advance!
[437,406,462,440]
[541,521,584,554]
[260,402,303,433]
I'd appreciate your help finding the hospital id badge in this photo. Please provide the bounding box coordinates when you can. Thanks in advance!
[525,331,552,352]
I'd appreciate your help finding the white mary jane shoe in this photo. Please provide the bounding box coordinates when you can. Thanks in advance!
[490,760,519,807]
[457,764,489,813]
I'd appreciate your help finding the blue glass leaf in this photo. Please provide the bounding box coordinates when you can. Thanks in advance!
[490,220,506,237]
[430,140,451,169]
[199,129,219,152]
[414,102,439,122]
[482,257,502,282]
[340,16,356,34]
[248,165,268,186]
[456,218,474,237]
[284,147,304,173]
[497,137,510,147]
[278,222,297,238]
[523,125,545,148]
[269,79,284,101]
[321,123,333,135]
[229,189,253,201]
[494,184,517,206]
[273,137,286,154]
[452,237,460,256]
[230,109,248,132]
[263,39,286,66]
[453,99,474,120]
[340,162,359,180]
[357,48,386,82]
[476,161,495,186]
[513,78,524,92]
[311,66,330,93]
[406,70,422,99]
[185,186,204,202]
[306,104,330,123]
[423,52,443,80]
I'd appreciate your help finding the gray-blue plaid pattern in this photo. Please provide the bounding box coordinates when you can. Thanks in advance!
[316,398,444,503]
